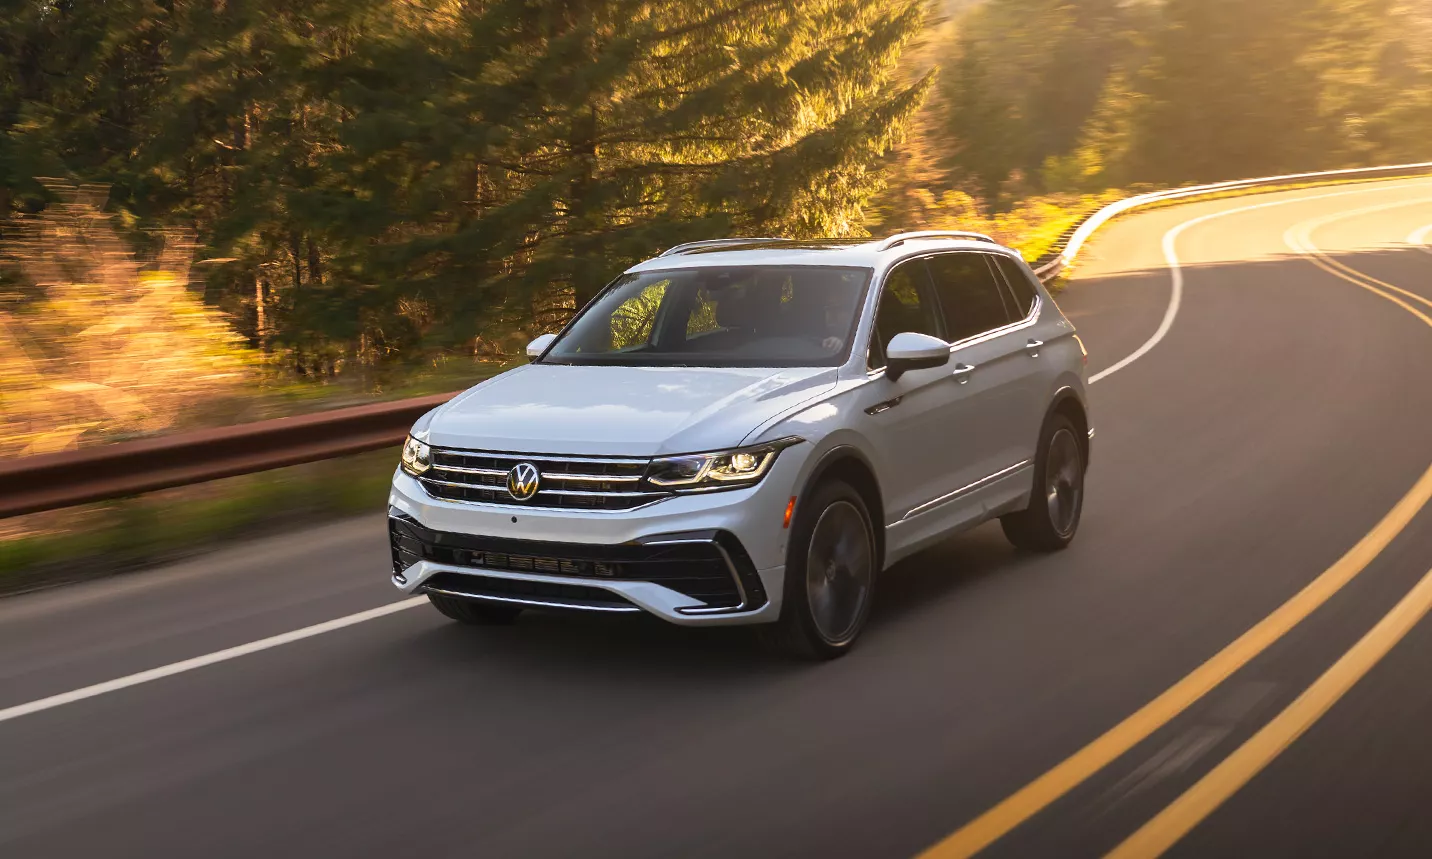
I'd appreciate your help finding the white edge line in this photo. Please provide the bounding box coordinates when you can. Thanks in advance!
[0,597,427,724]
[1088,181,1432,386]
[1409,222,1432,253]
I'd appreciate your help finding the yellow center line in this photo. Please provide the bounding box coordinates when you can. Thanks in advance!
[1105,565,1432,858]
[1099,198,1432,858]
[917,182,1432,859]
[1287,198,1432,312]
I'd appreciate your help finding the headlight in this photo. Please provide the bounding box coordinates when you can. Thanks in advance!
[646,438,801,491]
[400,435,431,476]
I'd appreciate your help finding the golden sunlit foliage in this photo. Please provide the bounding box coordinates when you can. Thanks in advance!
[930,0,1432,207]
[0,183,255,456]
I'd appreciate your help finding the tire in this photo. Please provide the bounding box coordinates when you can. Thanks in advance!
[427,593,523,625]
[758,479,878,660]
[1001,413,1086,552]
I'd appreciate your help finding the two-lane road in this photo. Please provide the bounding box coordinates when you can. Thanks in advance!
[5,178,1432,858]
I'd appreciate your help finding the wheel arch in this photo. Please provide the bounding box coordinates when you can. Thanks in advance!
[798,445,886,569]
[1045,385,1091,469]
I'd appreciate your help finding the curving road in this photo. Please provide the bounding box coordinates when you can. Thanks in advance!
[5,178,1432,858]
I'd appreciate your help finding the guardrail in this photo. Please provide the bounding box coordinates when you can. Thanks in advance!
[0,394,455,519]
[1031,160,1432,281]
[6,160,1432,519]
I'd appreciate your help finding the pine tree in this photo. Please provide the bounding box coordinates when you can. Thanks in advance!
[5,0,932,370]
[295,0,933,352]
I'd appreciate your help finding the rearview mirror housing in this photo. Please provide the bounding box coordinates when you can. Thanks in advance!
[526,332,557,360]
[885,332,951,381]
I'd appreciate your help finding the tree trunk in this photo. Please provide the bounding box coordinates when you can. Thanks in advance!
[290,231,303,291]
[306,236,322,287]
[254,273,267,351]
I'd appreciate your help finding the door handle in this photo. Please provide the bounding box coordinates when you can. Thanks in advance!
[1025,339,1044,357]
[952,363,975,385]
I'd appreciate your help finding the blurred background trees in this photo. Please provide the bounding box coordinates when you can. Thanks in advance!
[2,0,929,381]
[932,0,1432,206]
[2,0,1430,395]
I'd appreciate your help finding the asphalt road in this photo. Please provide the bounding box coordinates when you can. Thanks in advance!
[5,178,1432,859]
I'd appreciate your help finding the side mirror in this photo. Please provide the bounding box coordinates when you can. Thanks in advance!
[525,333,557,360]
[885,332,951,381]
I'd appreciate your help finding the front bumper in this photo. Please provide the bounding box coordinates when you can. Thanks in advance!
[387,456,800,626]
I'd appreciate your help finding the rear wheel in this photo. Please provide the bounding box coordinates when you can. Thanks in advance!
[1001,413,1085,552]
[427,593,523,625]
[759,480,877,660]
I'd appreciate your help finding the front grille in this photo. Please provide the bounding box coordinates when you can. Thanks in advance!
[389,516,766,612]
[420,449,666,511]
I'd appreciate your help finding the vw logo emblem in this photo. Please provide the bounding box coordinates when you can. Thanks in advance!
[506,462,541,502]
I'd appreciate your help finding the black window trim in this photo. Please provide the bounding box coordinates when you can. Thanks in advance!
[988,253,1041,322]
[922,250,1040,348]
[866,255,943,373]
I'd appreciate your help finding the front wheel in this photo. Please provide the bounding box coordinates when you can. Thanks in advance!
[1001,413,1086,552]
[759,480,877,660]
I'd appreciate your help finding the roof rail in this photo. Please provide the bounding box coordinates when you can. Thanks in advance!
[878,231,997,251]
[657,238,791,258]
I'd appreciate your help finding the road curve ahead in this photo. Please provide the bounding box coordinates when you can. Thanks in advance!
[5,178,1432,859]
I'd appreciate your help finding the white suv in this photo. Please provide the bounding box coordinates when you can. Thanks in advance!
[388,232,1091,658]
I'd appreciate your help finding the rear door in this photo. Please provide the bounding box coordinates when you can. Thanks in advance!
[925,252,1040,494]
[990,253,1064,454]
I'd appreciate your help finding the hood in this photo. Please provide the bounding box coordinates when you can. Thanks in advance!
[423,364,837,456]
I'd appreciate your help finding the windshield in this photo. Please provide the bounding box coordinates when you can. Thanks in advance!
[542,266,872,367]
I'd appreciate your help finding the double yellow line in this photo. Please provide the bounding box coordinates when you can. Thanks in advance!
[920,188,1432,859]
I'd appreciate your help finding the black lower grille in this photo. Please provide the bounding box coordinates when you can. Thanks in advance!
[423,572,636,610]
[388,515,765,611]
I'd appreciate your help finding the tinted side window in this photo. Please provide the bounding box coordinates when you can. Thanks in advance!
[927,253,1013,343]
[870,260,940,368]
[994,256,1039,318]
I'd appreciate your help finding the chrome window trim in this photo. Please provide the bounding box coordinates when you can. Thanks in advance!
[890,459,1033,527]
[945,295,1042,353]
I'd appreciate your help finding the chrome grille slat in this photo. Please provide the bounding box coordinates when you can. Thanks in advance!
[536,488,666,499]
[439,451,649,466]
[431,464,508,477]
[543,473,643,484]
[423,448,665,511]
